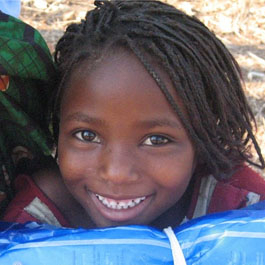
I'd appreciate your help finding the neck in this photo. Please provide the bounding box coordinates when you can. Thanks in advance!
[150,178,195,229]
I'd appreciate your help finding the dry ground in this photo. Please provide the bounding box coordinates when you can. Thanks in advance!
[20,0,265,176]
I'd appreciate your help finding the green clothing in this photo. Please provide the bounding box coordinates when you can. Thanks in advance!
[0,11,55,212]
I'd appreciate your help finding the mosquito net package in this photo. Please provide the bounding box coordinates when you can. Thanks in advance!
[0,201,265,265]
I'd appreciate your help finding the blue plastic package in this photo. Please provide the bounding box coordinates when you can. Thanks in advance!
[175,203,265,264]
[0,201,265,265]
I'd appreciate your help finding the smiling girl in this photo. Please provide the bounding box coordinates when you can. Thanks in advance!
[3,0,265,229]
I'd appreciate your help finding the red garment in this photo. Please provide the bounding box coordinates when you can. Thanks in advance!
[2,174,70,227]
[187,165,265,219]
[3,165,265,226]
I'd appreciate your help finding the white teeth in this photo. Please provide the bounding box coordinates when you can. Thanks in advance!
[109,201,116,209]
[134,198,141,204]
[128,201,135,208]
[97,195,104,201]
[102,198,108,206]
[119,202,128,209]
[95,194,146,210]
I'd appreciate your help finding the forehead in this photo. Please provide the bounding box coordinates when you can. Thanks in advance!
[60,49,185,125]
[66,48,181,106]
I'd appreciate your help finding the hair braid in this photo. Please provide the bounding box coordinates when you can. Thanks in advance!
[146,38,240,173]
[52,0,264,179]
[137,38,225,174]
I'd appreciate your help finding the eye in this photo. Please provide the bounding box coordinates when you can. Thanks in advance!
[74,130,100,143]
[143,135,171,146]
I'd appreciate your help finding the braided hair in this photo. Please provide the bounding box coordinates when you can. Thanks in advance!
[52,0,264,179]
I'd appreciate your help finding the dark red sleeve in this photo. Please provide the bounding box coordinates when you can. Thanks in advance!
[208,166,265,213]
[225,165,265,199]
[2,174,70,227]
[187,165,265,219]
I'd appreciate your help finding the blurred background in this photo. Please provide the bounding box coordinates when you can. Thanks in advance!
[20,0,265,176]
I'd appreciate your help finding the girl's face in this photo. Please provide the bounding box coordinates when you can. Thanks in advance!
[58,50,196,228]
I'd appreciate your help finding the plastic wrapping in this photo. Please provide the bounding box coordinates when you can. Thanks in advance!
[0,201,265,264]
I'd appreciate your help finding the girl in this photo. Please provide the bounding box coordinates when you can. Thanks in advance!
[3,0,265,229]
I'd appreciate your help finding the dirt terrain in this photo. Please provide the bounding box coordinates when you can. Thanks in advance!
[20,0,265,175]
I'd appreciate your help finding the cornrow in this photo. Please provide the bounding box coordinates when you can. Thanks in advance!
[52,0,264,178]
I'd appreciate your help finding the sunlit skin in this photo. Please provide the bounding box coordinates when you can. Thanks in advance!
[58,49,197,228]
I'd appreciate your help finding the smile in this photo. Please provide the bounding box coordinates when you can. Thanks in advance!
[95,194,146,210]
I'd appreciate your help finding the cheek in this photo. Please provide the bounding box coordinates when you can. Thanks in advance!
[58,141,95,183]
[148,146,196,190]
[58,149,98,202]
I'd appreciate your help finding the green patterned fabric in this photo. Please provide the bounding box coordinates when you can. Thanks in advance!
[0,11,55,213]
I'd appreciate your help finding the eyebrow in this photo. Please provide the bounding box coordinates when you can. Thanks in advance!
[64,112,106,126]
[64,112,182,129]
[138,118,182,129]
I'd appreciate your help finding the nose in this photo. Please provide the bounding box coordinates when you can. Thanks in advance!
[99,146,139,184]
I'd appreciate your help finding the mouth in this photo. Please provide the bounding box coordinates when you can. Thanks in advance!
[89,191,152,224]
[95,194,146,210]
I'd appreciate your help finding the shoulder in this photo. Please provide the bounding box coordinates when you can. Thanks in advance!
[2,174,39,223]
[3,172,70,227]
[32,166,66,205]
[3,160,89,227]
[209,165,265,211]
[32,166,76,221]
[33,166,94,228]
[225,165,265,195]
[188,165,265,219]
